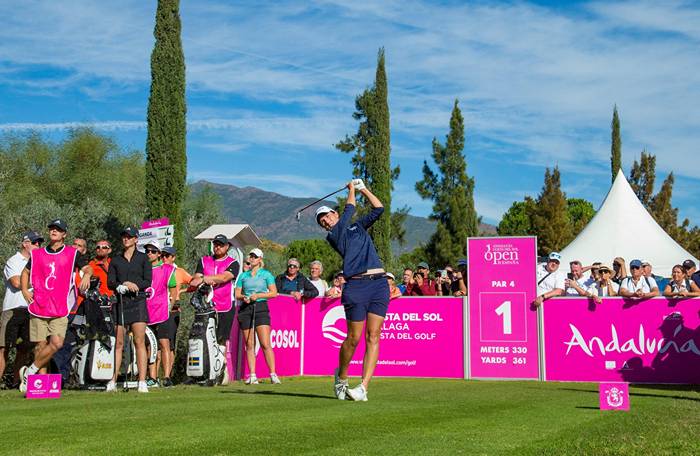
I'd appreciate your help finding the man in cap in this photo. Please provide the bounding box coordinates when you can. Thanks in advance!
[1,231,43,387]
[533,252,565,307]
[682,259,700,289]
[107,225,152,393]
[189,234,240,384]
[316,179,390,402]
[451,259,468,297]
[641,260,667,291]
[275,257,319,301]
[619,259,659,299]
[407,262,437,296]
[18,219,93,393]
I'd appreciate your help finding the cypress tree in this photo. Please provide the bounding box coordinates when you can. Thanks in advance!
[336,48,396,264]
[145,0,187,252]
[531,167,572,255]
[610,105,622,183]
[416,100,477,266]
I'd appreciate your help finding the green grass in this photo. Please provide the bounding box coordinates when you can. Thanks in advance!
[1,378,698,455]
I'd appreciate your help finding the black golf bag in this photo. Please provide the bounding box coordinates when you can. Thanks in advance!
[186,284,226,383]
[69,278,116,390]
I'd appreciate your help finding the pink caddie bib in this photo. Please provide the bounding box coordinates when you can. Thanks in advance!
[30,246,78,318]
[201,256,236,313]
[146,263,175,325]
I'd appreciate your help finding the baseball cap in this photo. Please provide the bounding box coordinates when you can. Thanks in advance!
[315,206,335,223]
[212,234,230,245]
[548,252,561,263]
[630,259,642,268]
[144,240,161,251]
[386,272,396,280]
[417,261,429,270]
[48,219,68,232]
[121,226,139,237]
[682,259,696,270]
[162,246,177,255]
[249,248,264,258]
[641,259,651,266]
[288,257,301,267]
[22,231,44,243]
[457,258,468,267]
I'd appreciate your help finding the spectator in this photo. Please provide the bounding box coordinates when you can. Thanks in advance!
[385,273,402,299]
[641,260,668,291]
[399,268,412,295]
[408,270,436,296]
[88,240,113,297]
[415,262,438,295]
[612,257,628,285]
[585,264,619,303]
[587,262,601,284]
[275,258,319,301]
[308,260,328,296]
[325,272,345,298]
[619,259,660,298]
[242,258,252,273]
[682,259,700,288]
[73,238,87,255]
[453,259,468,297]
[564,260,590,296]
[663,265,700,298]
[533,252,565,307]
[0,231,43,388]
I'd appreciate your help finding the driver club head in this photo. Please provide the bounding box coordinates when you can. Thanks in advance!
[295,211,301,222]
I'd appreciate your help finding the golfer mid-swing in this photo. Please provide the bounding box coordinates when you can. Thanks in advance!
[316,179,389,402]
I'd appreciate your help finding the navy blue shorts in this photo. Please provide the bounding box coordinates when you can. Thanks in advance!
[341,277,390,321]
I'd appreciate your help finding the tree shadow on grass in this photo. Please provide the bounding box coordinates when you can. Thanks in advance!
[221,389,335,400]
[574,406,600,410]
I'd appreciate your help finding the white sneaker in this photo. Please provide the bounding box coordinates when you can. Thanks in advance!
[244,375,259,385]
[270,373,281,384]
[221,366,230,386]
[137,381,149,393]
[333,368,348,400]
[19,366,28,393]
[346,383,368,402]
[105,380,117,392]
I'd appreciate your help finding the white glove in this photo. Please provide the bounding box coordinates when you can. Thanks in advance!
[352,178,366,191]
[116,285,128,295]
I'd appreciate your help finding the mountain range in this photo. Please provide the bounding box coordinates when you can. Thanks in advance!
[192,181,495,253]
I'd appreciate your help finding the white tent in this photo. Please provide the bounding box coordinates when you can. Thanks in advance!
[559,170,698,275]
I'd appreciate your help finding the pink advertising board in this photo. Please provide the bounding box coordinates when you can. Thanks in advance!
[141,218,170,229]
[26,374,62,399]
[239,294,303,379]
[543,297,700,383]
[599,382,630,411]
[303,296,464,378]
[467,237,539,379]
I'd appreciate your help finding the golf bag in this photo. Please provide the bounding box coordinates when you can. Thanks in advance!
[186,284,226,382]
[70,278,116,389]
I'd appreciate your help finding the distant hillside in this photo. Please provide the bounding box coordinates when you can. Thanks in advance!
[191,181,495,253]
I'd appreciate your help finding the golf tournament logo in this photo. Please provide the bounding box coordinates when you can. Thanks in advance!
[483,243,520,266]
[33,378,43,389]
[605,386,625,407]
[45,261,57,290]
[50,380,59,391]
[322,306,347,348]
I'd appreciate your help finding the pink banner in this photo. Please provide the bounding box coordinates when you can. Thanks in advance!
[26,374,62,399]
[141,218,170,229]
[302,296,464,378]
[467,237,539,379]
[543,297,700,383]
[240,294,302,379]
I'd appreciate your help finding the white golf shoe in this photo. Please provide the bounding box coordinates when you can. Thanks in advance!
[244,375,259,385]
[18,366,28,393]
[346,383,368,402]
[333,368,348,400]
[105,380,117,392]
[270,373,282,384]
[137,381,149,393]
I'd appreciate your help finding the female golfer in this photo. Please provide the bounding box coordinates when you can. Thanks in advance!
[316,179,389,402]
[234,248,280,385]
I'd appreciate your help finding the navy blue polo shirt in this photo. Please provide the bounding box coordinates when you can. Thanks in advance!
[326,203,384,278]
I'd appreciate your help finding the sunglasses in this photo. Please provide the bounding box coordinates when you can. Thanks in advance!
[249,253,259,259]
[213,242,227,248]
[31,241,43,246]
[161,253,172,258]
[145,248,160,254]
[630,265,641,270]
[96,245,111,250]
[288,264,299,268]
[244,261,251,266]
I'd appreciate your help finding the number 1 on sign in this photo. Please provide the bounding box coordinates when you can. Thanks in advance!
[495,301,512,335]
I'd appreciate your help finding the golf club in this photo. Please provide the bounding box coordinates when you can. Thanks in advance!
[246,299,257,382]
[295,185,346,221]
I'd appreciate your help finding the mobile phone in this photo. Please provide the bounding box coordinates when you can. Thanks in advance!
[567,273,574,280]
[440,270,447,278]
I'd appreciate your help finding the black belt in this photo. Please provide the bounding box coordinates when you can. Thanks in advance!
[349,273,387,281]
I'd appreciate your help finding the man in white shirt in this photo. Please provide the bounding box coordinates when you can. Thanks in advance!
[564,260,592,296]
[0,231,43,386]
[619,259,659,298]
[308,260,328,296]
[533,252,565,307]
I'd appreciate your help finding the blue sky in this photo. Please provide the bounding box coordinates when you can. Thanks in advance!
[1,0,699,225]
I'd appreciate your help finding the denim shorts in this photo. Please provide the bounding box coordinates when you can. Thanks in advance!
[341,277,390,321]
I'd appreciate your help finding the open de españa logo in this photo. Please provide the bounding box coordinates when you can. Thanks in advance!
[483,244,520,266]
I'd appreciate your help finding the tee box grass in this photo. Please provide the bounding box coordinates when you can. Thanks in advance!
[1,377,698,455]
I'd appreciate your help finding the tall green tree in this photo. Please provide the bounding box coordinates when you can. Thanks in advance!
[285,239,342,281]
[336,48,400,264]
[567,198,596,237]
[629,150,655,209]
[497,198,536,236]
[531,167,572,255]
[416,100,477,267]
[610,105,622,182]
[145,0,187,253]
[649,173,679,237]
